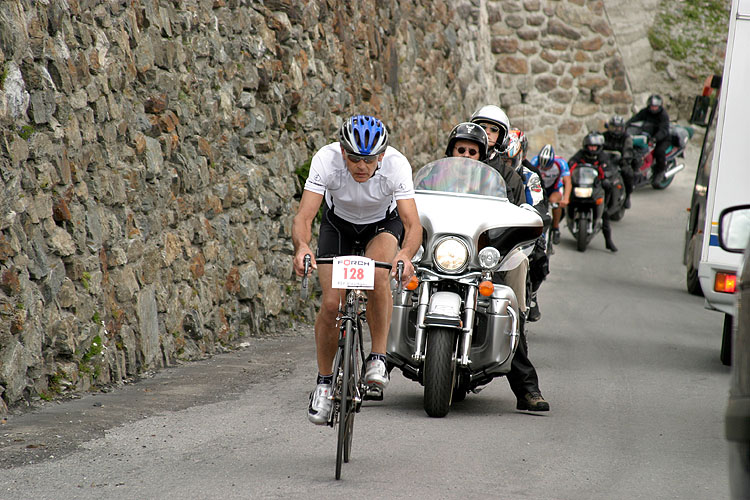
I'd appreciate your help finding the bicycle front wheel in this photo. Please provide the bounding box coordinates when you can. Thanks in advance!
[335,319,356,480]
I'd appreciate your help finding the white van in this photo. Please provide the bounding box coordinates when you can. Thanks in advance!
[689,0,750,365]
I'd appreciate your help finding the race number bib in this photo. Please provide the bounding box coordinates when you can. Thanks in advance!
[331,256,375,290]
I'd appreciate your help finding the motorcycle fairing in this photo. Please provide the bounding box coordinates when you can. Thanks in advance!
[415,191,543,268]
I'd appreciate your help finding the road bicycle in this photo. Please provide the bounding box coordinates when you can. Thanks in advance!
[302,254,402,480]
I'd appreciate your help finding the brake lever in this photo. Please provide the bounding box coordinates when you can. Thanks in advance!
[301,254,311,299]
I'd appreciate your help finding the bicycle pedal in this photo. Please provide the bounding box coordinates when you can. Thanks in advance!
[363,387,383,401]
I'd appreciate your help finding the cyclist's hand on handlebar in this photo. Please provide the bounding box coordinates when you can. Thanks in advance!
[294,249,316,276]
[391,253,414,284]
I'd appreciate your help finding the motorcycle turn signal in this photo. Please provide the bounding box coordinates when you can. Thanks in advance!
[405,275,420,290]
[478,280,494,297]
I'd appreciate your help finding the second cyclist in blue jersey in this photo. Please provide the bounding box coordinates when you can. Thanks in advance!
[292,115,422,425]
[530,145,571,245]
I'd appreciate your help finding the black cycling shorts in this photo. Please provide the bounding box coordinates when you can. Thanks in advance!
[317,203,404,258]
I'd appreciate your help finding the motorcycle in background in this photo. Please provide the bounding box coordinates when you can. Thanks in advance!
[627,121,694,190]
[601,150,627,221]
[387,158,543,418]
[566,163,606,252]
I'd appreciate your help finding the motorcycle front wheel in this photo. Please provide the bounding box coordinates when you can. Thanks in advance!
[576,215,590,252]
[423,327,456,418]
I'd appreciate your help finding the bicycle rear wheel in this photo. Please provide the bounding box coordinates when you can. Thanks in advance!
[335,319,356,480]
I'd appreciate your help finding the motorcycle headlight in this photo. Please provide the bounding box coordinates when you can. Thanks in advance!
[478,247,501,270]
[574,186,593,198]
[433,237,469,273]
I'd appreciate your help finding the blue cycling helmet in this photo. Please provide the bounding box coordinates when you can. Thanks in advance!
[339,115,389,156]
[538,144,555,169]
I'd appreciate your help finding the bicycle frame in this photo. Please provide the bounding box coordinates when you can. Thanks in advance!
[301,254,401,480]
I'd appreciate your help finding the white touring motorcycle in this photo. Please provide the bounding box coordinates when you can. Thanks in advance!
[387,158,544,417]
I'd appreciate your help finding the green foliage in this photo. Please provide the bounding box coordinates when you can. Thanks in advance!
[650,0,731,74]
[294,157,323,222]
[81,272,91,290]
[17,125,34,140]
[295,158,312,194]
[79,335,103,372]
[647,28,667,51]
[0,63,7,90]
[92,311,101,323]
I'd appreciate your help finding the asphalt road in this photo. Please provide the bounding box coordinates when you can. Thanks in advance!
[0,140,731,499]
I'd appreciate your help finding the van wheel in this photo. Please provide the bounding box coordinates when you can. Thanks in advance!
[686,260,702,296]
[720,314,732,366]
[685,233,703,296]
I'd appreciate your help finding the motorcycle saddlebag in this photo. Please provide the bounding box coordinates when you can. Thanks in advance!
[472,285,518,374]
[670,125,690,148]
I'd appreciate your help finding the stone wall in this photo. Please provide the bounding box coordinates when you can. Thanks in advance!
[0,0,646,412]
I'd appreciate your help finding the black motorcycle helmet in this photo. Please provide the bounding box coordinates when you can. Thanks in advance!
[647,94,663,114]
[606,115,626,136]
[582,132,605,160]
[445,122,489,161]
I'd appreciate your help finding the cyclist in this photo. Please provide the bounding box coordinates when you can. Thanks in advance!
[292,115,422,424]
[446,122,550,412]
[530,144,571,246]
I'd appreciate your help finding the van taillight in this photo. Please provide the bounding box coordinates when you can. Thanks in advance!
[714,272,737,293]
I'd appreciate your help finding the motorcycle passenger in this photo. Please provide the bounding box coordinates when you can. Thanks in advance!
[568,132,618,252]
[603,115,635,209]
[506,129,550,322]
[292,115,422,424]
[627,94,670,184]
[530,144,572,246]
[469,105,527,206]
[446,122,550,412]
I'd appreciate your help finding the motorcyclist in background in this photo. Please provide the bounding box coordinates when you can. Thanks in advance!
[504,129,550,322]
[627,94,670,184]
[603,115,635,208]
[445,121,550,411]
[568,132,618,253]
[530,145,571,247]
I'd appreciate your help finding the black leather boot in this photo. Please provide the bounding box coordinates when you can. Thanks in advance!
[603,221,617,252]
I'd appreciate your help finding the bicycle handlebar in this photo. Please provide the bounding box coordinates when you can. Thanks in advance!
[300,255,405,296]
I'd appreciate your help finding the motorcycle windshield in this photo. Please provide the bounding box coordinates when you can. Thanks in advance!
[414,158,508,199]
[572,165,598,185]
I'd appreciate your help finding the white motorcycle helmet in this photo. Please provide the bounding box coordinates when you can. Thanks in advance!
[470,105,511,152]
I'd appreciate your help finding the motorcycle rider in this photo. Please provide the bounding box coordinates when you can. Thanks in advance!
[505,129,550,322]
[292,115,422,424]
[446,121,550,412]
[627,94,670,184]
[603,115,635,208]
[568,132,618,252]
[530,144,571,246]
[469,105,526,206]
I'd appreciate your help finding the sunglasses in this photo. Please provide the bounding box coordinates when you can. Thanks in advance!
[346,152,379,164]
[455,146,479,156]
[481,124,501,133]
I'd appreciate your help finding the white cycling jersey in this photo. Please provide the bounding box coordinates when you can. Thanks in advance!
[304,143,415,224]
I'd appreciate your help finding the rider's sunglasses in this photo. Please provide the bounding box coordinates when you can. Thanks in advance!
[346,152,379,164]
[481,124,500,134]
[455,146,479,156]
